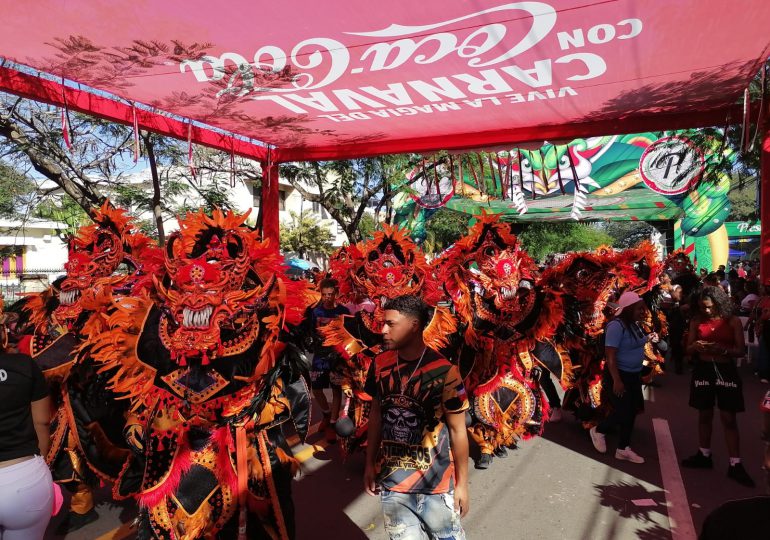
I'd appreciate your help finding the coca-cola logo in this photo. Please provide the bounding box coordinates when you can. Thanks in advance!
[178,2,642,104]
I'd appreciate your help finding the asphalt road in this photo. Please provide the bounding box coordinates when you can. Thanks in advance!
[46,355,769,540]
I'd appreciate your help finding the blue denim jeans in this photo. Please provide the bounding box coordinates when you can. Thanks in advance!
[380,489,466,540]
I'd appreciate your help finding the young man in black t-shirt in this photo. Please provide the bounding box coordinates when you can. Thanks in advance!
[364,295,469,540]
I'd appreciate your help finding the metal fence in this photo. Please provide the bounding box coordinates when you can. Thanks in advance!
[0,268,65,305]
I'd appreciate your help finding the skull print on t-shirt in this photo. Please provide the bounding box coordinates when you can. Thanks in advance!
[365,348,468,495]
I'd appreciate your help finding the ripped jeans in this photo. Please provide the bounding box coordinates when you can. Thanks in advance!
[380,489,466,540]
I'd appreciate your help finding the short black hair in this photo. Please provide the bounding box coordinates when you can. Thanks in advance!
[319,278,339,291]
[383,295,430,329]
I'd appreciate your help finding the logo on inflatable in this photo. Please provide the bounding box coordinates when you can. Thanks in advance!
[639,136,704,196]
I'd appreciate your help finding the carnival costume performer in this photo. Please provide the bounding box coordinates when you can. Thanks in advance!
[16,201,163,534]
[320,225,455,457]
[617,241,667,384]
[541,246,626,425]
[439,213,566,469]
[85,209,313,539]
[549,242,667,425]
[325,244,364,306]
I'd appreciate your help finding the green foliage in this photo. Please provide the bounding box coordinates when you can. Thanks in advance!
[280,155,419,243]
[34,197,90,238]
[0,163,34,218]
[727,176,758,221]
[423,208,468,255]
[357,213,377,240]
[518,222,612,262]
[602,221,656,249]
[279,211,334,257]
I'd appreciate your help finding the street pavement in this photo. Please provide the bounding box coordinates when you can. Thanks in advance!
[46,358,768,540]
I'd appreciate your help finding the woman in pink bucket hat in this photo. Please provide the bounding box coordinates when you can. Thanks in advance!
[590,291,659,464]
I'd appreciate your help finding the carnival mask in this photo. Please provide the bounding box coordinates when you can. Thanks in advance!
[465,227,537,335]
[55,223,125,326]
[553,254,618,337]
[664,250,695,280]
[352,228,425,321]
[157,225,275,365]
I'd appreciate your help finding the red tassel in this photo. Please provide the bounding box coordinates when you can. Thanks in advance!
[740,87,751,153]
[60,75,72,151]
[230,149,236,188]
[496,152,507,200]
[178,355,187,367]
[432,156,440,196]
[202,351,210,366]
[61,107,72,150]
[157,437,165,452]
[187,123,198,183]
[132,103,140,163]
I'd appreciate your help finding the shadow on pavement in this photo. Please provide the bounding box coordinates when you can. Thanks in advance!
[293,443,376,540]
[594,480,668,522]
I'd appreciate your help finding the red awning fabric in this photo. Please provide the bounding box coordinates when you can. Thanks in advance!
[0,1,769,162]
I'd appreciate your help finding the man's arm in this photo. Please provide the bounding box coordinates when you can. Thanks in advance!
[364,398,382,496]
[446,410,470,517]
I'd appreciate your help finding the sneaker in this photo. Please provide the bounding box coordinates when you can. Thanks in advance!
[616,447,645,464]
[550,408,563,423]
[325,423,337,444]
[475,453,493,470]
[727,463,756,487]
[681,451,713,469]
[494,446,508,458]
[589,426,607,454]
[55,509,99,535]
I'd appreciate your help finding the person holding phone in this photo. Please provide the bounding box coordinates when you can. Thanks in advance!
[682,286,754,487]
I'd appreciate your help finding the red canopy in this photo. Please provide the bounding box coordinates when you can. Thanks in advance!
[1,0,769,162]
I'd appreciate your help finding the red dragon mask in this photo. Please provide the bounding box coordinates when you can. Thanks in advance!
[351,225,434,329]
[55,201,162,328]
[442,214,537,340]
[155,209,286,366]
[540,247,620,339]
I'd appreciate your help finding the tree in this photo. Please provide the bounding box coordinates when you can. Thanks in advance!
[34,196,90,239]
[727,176,759,221]
[0,163,35,219]
[279,211,334,258]
[602,221,657,249]
[518,222,613,262]
[0,94,244,235]
[423,208,468,255]
[280,155,418,243]
[357,213,377,241]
